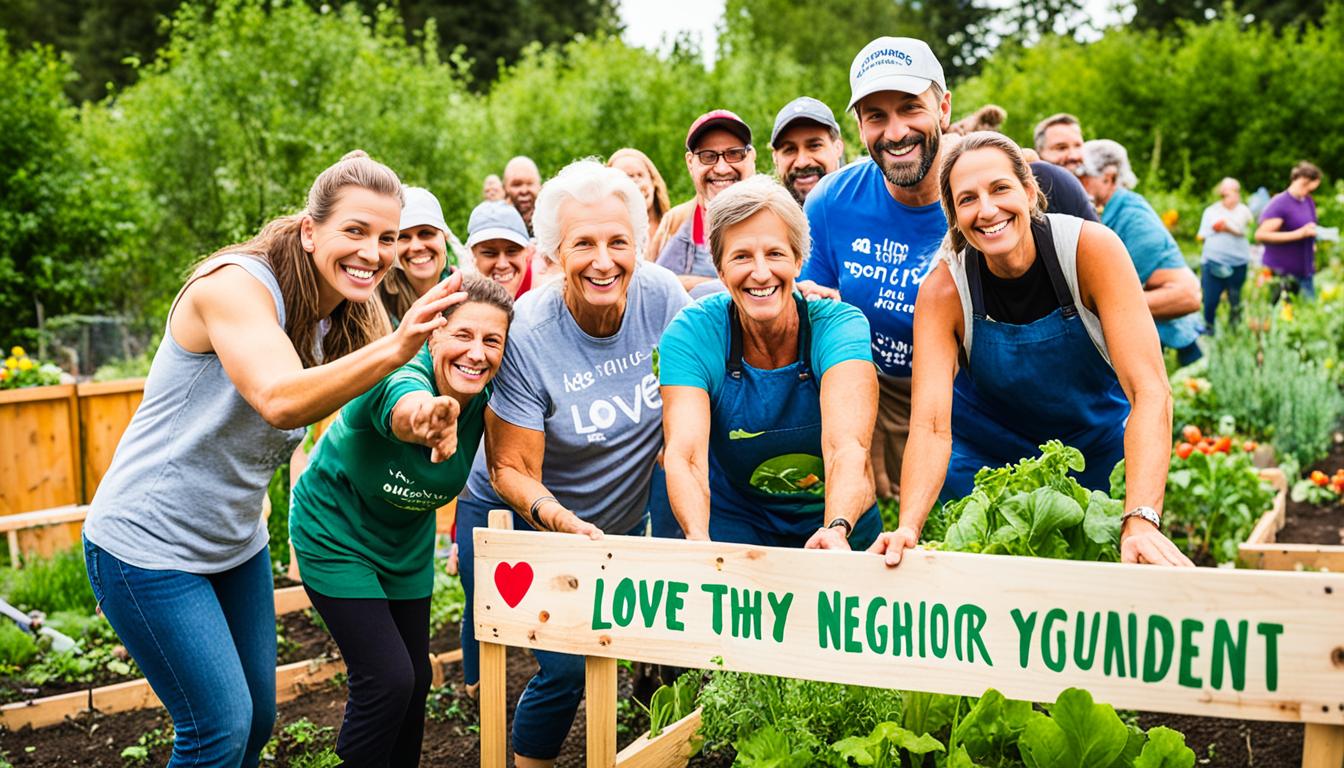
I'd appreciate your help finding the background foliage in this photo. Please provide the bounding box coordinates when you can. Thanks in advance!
[1,0,1341,348]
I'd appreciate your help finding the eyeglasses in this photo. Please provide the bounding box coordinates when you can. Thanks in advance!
[693,146,751,166]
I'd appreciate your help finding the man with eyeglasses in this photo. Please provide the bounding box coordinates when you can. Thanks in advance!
[654,109,756,291]
[797,37,952,502]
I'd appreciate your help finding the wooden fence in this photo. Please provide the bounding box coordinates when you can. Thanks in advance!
[475,510,1344,768]
[0,380,145,557]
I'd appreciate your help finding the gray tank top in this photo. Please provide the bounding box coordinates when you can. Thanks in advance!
[84,254,306,573]
[939,213,1112,366]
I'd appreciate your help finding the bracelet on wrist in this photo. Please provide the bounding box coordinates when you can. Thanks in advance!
[825,517,853,539]
[529,495,558,530]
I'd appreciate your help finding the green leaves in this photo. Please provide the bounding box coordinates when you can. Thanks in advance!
[1018,690,1195,768]
[1134,727,1197,768]
[831,722,944,767]
[933,442,1125,562]
[735,727,815,768]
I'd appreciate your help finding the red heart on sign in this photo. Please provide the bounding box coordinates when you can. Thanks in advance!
[494,562,533,608]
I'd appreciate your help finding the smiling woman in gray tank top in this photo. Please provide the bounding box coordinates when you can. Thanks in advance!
[82,150,467,768]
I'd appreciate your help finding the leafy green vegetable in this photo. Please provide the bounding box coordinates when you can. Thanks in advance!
[1019,689,1130,768]
[831,722,944,766]
[1134,727,1197,768]
[734,726,814,768]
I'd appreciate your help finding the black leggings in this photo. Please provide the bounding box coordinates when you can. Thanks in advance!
[304,587,432,768]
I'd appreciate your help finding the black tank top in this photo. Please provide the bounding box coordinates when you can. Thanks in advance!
[974,249,1060,325]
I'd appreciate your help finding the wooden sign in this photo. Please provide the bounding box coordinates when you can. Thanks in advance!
[475,529,1344,726]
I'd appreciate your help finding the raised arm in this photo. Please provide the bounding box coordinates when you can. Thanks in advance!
[484,409,602,538]
[804,360,877,551]
[186,266,464,429]
[390,392,461,463]
[869,262,963,565]
[1076,222,1192,566]
[660,385,714,540]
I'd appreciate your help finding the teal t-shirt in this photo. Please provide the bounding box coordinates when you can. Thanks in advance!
[658,292,873,397]
[290,344,489,599]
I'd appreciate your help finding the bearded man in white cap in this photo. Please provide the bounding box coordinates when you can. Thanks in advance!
[798,37,952,500]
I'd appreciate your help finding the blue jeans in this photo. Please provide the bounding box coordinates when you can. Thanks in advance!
[84,537,276,768]
[1200,262,1247,332]
[457,494,645,759]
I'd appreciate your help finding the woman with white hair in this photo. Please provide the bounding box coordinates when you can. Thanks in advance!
[867,132,1192,569]
[1197,177,1254,332]
[454,159,689,766]
[660,175,881,550]
[1077,139,1203,365]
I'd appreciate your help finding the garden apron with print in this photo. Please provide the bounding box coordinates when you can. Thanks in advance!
[944,218,1130,501]
[707,293,881,549]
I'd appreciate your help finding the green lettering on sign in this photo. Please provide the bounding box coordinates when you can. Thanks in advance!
[1257,622,1283,692]
[1142,615,1174,683]
[1011,609,1037,669]
[866,597,890,654]
[638,580,665,629]
[930,603,949,659]
[1211,619,1247,692]
[955,604,992,666]
[1041,608,1067,673]
[891,601,913,657]
[1103,611,1126,678]
[701,584,728,636]
[1073,611,1100,671]
[613,578,636,627]
[731,588,763,640]
[767,591,793,643]
[844,596,863,653]
[1178,619,1204,689]
[818,591,841,650]
[665,582,688,632]
[591,578,611,630]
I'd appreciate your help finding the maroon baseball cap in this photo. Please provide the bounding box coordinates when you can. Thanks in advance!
[685,109,753,151]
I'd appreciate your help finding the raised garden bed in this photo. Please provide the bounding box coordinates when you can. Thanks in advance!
[1240,441,1344,571]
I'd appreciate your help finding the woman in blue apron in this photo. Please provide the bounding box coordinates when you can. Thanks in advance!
[660,176,881,551]
[868,132,1192,568]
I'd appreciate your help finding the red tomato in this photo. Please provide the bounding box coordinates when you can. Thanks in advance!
[1181,425,1203,443]
[1212,436,1233,454]
[1197,443,1213,455]
[1311,470,1330,486]
[1175,442,1195,459]
[1242,440,1258,452]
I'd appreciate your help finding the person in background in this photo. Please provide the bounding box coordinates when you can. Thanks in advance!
[799,37,952,503]
[504,156,542,236]
[608,147,672,240]
[1077,139,1203,366]
[868,131,1192,568]
[289,275,512,767]
[483,174,505,202]
[654,110,757,291]
[660,176,881,550]
[378,186,458,325]
[1256,161,1322,300]
[1197,177,1254,332]
[82,151,465,768]
[1033,112,1085,175]
[465,200,535,298]
[455,160,689,767]
[770,96,845,204]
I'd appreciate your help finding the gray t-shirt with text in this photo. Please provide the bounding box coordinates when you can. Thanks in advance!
[463,263,689,533]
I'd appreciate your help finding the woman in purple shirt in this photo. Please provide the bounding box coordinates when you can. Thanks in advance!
[1255,161,1321,299]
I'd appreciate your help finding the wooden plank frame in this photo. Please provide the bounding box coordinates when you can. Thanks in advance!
[1240,468,1344,572]
[475,512,1344,768]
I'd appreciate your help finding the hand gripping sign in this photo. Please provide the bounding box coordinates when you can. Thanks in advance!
[474,510,1344,768]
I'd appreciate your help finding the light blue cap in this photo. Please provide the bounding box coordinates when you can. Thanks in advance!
[466,201,531,248]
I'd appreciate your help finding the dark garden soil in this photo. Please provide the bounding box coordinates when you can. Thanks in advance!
[1135,712,1302,767]
[1,642,654,767]
[1276,436,1344,546]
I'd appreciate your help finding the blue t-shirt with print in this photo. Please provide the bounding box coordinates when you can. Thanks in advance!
[659,292,873,397]
[800,158,947,378]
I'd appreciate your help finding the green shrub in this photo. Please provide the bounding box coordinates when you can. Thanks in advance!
[0,622,39,668]
[5,548,97,615]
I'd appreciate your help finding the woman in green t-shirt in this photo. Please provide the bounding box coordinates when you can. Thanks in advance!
[289,275,513,767]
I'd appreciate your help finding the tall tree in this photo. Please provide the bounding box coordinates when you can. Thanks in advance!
[1127,0,1327,33]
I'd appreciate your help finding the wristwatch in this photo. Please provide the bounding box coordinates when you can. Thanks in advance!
[1121,506,1161,529]
[826,518,853,539]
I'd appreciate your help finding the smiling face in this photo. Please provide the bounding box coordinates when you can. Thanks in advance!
[857,88,950,191]
[557,194,638,311]
[772,122,844,203]
[1039,122,1085,173]
[611,154,655,210]
[471,238,529,296]
[687,128,756,204]
[302,186,402,309]
[397,225,447,284]
[718,210,801,326]
[504,163,542,221]
[430,301,510,398]
[949,148,1037,262]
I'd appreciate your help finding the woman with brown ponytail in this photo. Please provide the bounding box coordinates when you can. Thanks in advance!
[83,151,465,768]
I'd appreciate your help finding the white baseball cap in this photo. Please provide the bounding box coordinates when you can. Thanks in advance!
[400,186,451,234]
[466,201,531,249]
[847,37,946,112]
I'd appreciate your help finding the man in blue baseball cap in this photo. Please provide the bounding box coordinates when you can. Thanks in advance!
[798,37,952,502]
[771,96,846,204]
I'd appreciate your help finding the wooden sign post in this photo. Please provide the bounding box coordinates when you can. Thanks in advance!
[475,513,1344,768]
